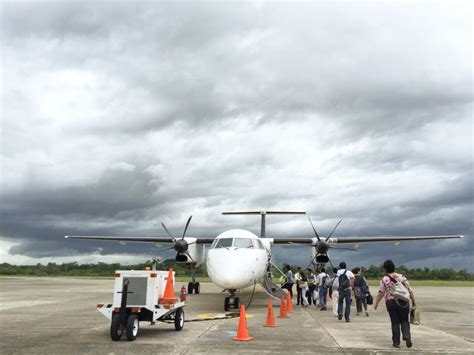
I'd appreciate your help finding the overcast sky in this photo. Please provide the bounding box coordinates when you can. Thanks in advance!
[1,1,472,271]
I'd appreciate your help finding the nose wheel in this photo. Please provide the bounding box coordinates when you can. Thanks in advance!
[224,290,239,311]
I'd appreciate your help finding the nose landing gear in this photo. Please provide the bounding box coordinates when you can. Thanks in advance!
[224,290,239,311]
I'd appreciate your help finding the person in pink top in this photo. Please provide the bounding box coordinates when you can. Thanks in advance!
[374,259,416,349]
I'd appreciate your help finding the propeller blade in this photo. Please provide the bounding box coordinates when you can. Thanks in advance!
[329,246,356,251]
[305,253,318,270]
[161,222,175,242]
[181,215,193,240]
[155,245,177,252]
[326,219,342,241]
[184,251,195,263]
[307,215,321,242]
[327,256,334,269]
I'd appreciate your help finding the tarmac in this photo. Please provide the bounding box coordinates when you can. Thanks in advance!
[0,277,473,354]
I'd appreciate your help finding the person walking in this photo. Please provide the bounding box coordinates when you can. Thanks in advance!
[374,259,416,349]
[283,266,295,298]
[295,267,303,305]
[337,262,355,322]
[306,269,317,306]
[299,271,310,307]
[352,267,369,317]
[318,268,329,310]
[330,267,339,317]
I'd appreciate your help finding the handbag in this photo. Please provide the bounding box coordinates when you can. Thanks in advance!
[410,308,421,325]
[387,275,411,304]
[366,293,373,305]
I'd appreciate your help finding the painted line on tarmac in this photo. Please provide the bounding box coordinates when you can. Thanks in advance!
[304,307,347,354]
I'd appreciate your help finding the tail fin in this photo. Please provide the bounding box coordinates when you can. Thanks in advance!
[222,210,306,237]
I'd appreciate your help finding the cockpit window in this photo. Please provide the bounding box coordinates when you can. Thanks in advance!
[213,238,233,249]
[253,239,264,249]
[234,238,254,249]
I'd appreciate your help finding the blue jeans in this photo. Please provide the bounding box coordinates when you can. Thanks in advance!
[319,286,328,308]
[338,288,352,320]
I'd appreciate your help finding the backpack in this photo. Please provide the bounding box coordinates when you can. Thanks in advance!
[387,274,411,305]
[322,275,330,288]
[338,270,350,289]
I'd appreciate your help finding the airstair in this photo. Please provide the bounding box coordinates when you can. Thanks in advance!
[262,262,287,300]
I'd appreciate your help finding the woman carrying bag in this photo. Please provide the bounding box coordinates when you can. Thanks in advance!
[299,272,310,307]
[352,267,369,317]
[374,259,416,349]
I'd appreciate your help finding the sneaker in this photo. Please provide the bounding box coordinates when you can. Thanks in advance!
[406,338,412,348]
[392,344,400,348]
[365,312,369,317]
[345,319,350,322]
[356,312,360,316]
[338,315,343,320]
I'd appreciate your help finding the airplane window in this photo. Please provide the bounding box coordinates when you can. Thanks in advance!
[213,238,233,248]
[234,238,254,249]
[253,239,264,249]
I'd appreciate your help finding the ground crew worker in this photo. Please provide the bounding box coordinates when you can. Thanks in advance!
[306,269,316,305]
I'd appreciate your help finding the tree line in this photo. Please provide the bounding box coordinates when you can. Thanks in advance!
[0,260,206,277]
[0,261,472,280]
[280,263,474,281]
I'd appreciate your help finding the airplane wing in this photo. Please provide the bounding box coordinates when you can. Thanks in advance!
[270,235,463,244]
[64,235,215,244]
[331,235,464,244]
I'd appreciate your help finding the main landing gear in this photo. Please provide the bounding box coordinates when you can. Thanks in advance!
[187,266,200,294]
[187,281,200,294]
[224,289,240,311]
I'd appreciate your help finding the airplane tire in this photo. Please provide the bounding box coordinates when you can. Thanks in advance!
[174,308,184,331]
[194,282,200,294]
[187,282,194,294]
[126,314,139,341]
[224,297,230,311]
[110,313,123,341]
[234,297,240,309]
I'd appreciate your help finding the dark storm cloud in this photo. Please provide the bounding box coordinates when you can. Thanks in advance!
[1,1,472,268]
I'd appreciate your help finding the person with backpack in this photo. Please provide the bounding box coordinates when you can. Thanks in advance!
[374,259,416,349]
[337,262,355,322]
[352,267,369,317]
[318,267,329,310]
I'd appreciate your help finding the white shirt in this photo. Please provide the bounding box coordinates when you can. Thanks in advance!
[315,272,327,286]
[337,269,355,285]
[332,275,339,290]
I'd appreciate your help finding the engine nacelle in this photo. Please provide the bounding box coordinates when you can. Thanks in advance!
[176,238,205,266]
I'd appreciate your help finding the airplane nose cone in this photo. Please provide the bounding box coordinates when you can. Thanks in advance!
[206,249,254,289]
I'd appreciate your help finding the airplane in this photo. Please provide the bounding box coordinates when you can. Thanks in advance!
[65,210,463,311]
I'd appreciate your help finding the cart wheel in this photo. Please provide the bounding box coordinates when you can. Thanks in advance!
[174,308,184,331]
[224,297,230,311]
[194,282,200,294]
[126,314,139,341]
[110,313,124,341]
[187,282,194,294]
[234,297,240,309]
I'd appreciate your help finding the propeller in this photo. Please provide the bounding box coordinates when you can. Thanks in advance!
[307,216,354,268]
[160,215,196,262]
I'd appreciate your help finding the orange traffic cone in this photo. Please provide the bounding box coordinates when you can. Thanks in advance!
[159,268,176,304]
[263,299,277,327]
[278,295,288,318]
[286,292,293,313]
[233,305,253,341]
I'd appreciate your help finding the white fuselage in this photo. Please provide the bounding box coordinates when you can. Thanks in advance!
[205,229,269,290]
